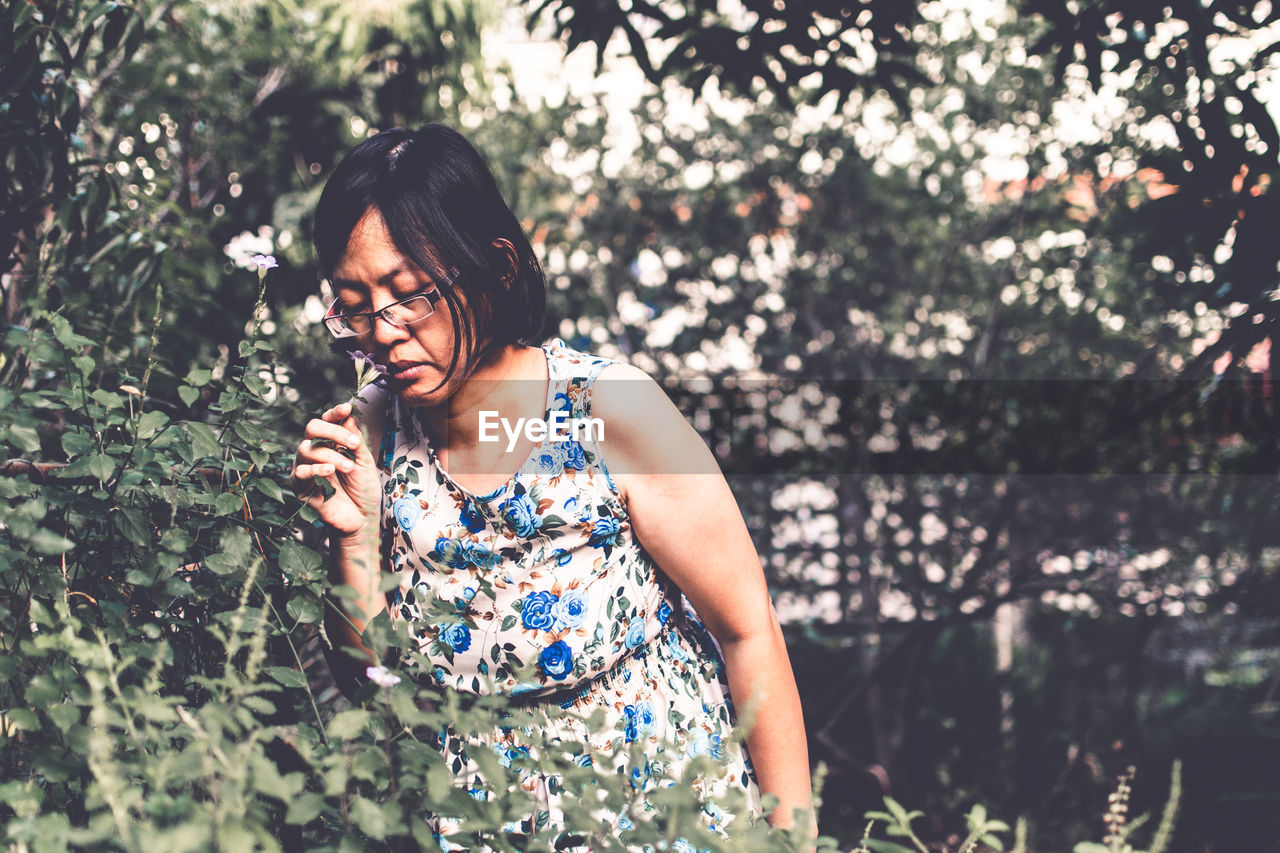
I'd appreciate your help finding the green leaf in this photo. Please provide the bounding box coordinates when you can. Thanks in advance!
[202,552,239,575]
[6,424,42,453]
[865,842,920,853]
[46,703,80,733]
[159,528,193,554]
[285,792,325,825]
[88,453,115,482]
[279,539,323,579]
[287,595,321,624]
[255,477,284,503]
[25,675,61,706]
[185,421,222,458]
[113,506,151,546]
[349,796,386,840]
[214,491,243,516]
[3,709,39,731]
[134,410,168,439]
[178,385,199,407]
[186,368,212,386]
[28,528,74,555]
[884,797,921,827]
[266,666,307,689]
[327,709,371,740]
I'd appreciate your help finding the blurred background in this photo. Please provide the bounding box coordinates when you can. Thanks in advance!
[4,0,1279,848]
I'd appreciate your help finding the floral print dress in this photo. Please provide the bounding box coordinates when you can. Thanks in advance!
[376,339,759,843]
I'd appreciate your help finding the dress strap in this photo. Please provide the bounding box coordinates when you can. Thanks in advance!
[545,337,616,419]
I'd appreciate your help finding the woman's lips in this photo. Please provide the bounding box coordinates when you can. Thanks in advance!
[389,362,430,381]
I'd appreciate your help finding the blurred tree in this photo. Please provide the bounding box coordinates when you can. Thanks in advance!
[513,2,1280,845]
[520,0,1280,385]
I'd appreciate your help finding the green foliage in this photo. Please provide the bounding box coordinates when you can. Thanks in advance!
[856,760,1179,853]
[4,0,1279,849]
[0,4,801,849]
[0,274,810,849]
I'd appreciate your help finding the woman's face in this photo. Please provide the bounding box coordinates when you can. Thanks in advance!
[330,208,474,407]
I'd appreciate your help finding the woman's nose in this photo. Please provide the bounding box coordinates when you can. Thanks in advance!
[372,313,411,347]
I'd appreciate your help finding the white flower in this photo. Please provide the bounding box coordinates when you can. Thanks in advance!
[223,226,275,270]
[365,665,401,687]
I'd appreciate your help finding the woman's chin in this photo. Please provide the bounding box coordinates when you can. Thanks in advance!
[393,374,453,408]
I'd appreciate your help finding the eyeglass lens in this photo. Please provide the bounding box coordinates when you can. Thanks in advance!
[325,292,435,337]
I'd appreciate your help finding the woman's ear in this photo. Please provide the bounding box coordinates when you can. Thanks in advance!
[492,238,518,287]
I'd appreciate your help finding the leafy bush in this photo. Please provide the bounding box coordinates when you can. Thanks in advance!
[0,277,822,850]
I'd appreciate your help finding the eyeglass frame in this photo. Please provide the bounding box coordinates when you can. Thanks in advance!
[322,261,463,338]
[322,286,445,339]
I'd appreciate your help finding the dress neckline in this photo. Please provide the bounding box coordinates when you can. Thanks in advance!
[413,341,558,503]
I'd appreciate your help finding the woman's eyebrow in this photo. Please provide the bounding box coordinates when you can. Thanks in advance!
[333,266,437,290]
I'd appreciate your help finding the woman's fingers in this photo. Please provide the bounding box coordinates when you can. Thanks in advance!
[304,415,362,453]
[297,439,357,472]
[291,401,375,514]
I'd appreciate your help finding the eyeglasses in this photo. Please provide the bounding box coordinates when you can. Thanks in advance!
[323,289,442,338]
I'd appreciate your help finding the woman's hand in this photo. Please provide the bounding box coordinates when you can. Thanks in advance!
[291,401,380,538]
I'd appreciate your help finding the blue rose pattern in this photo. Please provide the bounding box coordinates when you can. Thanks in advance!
[588,516,622,548]
[521,590,559,631]
[439,622,471,652]
[459,501,486,533]
[377,339,753,842]
[624,619,646,649]
[499,492,543,538]
[393,496,421,532]
[558,439,587,470]
[434,537,498,571]
[552,588,588,630]
[538,640,574,680]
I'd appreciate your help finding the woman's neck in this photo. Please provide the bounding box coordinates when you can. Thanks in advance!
[414,343,545,448]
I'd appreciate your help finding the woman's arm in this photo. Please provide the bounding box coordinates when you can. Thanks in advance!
[291,397,387,695]
[592,364,815,833]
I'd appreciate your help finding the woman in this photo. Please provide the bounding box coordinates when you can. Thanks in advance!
[291,124,812,844]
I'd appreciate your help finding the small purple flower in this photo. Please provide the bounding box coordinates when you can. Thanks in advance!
[349,350,386,372]
[251,254,278,270]
[350,350,388,393]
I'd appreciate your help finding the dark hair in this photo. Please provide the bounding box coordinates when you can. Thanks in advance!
[313,124,546,386]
